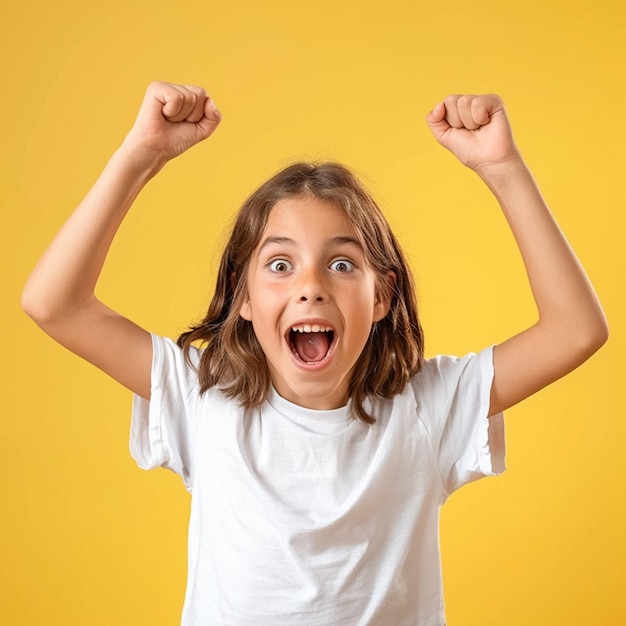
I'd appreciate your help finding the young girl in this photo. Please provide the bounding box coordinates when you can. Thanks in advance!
[22,82,608,625]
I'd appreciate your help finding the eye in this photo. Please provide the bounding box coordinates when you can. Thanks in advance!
[268,259,293,273]
[330,259,354,273]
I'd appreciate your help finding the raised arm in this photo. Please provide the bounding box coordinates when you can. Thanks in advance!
[21,81,221,400]
[426,94,608,416]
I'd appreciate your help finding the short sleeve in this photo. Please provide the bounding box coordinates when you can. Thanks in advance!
[130,333,200,490]
[412,346,506,499]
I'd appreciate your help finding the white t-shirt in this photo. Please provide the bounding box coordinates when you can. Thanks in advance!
[131,334,505,625]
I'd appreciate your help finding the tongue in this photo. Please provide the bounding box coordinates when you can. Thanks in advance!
[293,332,330,362]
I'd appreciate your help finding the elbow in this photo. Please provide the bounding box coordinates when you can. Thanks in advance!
[21,283,39,321]
[574,313,609,362]
[21,282,63,328]
[22,281,98,332]
[589,315,609,353]
[21,285,50,326]
[541,310,609,373]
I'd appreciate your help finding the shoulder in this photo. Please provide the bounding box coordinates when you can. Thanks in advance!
[152,333,201,365]
[406,346,496,422]
[148,333,203,397]
[411,346,495,390]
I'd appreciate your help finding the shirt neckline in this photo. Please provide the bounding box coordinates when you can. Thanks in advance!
[267,386,354,435]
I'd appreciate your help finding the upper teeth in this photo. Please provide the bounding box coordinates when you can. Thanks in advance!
[291,324,332,333]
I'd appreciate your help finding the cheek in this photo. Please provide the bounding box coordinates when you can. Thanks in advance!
[344,289,378,331]
[239,277,284,323]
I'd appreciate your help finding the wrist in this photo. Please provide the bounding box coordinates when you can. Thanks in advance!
[473,152,529,189]
[115,137,169,180]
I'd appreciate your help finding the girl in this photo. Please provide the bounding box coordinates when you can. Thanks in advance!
[22,82,608,625]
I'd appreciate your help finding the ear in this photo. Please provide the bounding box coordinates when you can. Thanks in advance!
[373,271,396,322]
[232,270,252,321]
[239,296,252,321]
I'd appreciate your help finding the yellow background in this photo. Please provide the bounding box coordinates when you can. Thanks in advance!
[3,0,624,623]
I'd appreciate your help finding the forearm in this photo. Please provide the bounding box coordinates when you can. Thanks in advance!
[427,94,607,414]
[22,145,165,324]
[478,157,608,352]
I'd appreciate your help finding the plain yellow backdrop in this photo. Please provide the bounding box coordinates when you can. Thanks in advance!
[3,0,624,624]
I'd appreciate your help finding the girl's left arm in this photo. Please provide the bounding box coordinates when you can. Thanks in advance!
[426,95,608,416]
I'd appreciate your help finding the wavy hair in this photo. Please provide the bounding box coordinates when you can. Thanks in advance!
[178,162,424,424]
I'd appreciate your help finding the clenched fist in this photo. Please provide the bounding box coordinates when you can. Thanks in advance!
[426,94,520,175]
[122,81,222,165]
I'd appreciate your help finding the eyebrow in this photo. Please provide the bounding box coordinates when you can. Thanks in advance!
[258,235,363,253]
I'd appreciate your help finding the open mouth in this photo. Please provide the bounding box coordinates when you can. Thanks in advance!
[288,324,335,364]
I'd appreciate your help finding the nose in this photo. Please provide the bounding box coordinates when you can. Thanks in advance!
[296,266,328,303]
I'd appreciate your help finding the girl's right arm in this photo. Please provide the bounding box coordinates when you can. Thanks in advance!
[21,82,222,400]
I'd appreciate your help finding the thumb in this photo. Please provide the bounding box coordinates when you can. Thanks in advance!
[425,102,450,142]
[197,97,222,139]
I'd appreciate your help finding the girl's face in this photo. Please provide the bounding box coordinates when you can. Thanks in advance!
[240,196,391,411]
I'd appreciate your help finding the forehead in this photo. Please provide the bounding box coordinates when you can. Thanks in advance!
[263,196,356,237]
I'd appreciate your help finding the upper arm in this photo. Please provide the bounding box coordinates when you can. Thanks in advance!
[489,322,607,417]
[27,297,153,400]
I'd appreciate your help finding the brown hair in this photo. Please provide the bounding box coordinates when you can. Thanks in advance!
[177,162,424,424]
